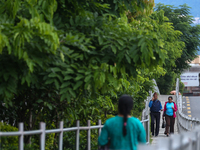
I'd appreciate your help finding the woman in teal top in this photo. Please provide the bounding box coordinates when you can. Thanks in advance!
[98,95,146,150]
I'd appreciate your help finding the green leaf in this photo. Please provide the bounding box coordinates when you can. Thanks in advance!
[85,71,91,75]
[66,94,71,102]
[73,81,83,90]
[60,87,69,95]
[60,93,67,101]
[64,76,73,81]
[56,74,63,82]
[141,42,146,53]
[3,73,9,81]
[37,99,43,103]
[78,70,85,73]
[101,45,110,51]
[60,52,65,62]
[69,88,76,98]
[70,17,74,25]
[45,79,54,85]
[51,68,61,72]
[48,72,57,77]
[100,72,105,83]
[75,74,84,81]
[129,44,138,56]
[117,39,124,46]
[54,79,60,89]
[125,54,131,64]
[98,36,103,45]
[138,38,145,46]
[111,45,117,54]
[60,82,71,88]
[65,69,74,74]
[84,75,92,82]
[47,103,53,110]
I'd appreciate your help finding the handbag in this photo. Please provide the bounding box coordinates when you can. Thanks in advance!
[163,111,166,117]
[162,118,166,128]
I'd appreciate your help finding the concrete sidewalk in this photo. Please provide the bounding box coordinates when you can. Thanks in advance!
[151,95,178,145]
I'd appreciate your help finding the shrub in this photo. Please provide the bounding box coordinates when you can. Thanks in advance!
[0,122,18,150]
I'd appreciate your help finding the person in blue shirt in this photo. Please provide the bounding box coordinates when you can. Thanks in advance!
[149,92,163,136]
[98,95,146,150]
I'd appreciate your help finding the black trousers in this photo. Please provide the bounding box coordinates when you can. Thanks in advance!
[150,112,160,136]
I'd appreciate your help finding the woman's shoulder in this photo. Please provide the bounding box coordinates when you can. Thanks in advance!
[104,116,119,124]
[129,117,144,129]
[129,116,142,123]
[105,116,141,123]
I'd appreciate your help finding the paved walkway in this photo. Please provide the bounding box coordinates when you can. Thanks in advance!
[151,95,178,145]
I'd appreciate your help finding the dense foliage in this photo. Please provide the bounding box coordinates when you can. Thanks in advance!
[155,4,200,94]
[0,0,184,149]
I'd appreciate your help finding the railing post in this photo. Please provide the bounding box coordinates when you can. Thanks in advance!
[180,95,182,112]
[98,120,102,136]
[193,131,198,150]
[76,120,80,150]
[180,133,183,150]
[193,118,197,129]
[176,78,179,98]
[40,122,46,150]
[87,120,91,150]
[147,114,150,144]
[59,121,63,150]
[18,123,24,150]
[197,130,200,150]
[142,110,145,127]
[169,136,173,150]
[149,91,153,98]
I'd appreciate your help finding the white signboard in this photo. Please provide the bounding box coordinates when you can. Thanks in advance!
[180,73,199,87]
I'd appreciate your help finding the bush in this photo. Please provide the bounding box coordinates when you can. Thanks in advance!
[0,122,18,150]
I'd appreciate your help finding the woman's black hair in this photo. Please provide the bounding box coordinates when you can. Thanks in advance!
[118,95,133,136]
[168,96,173,100]
[153,92,157,96]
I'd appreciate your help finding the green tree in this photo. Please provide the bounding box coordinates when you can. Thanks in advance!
[154,3,200,94]
[0,0,184,148]
[155,3,200,72]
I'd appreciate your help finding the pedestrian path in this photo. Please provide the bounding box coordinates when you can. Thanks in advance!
[151,95,178,145]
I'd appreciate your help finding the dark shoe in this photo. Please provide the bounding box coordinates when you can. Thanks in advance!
[156,133,158,136]
[166,133,169,137]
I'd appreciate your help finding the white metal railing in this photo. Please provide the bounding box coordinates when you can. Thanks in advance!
[0,79,160,149]
[0,119,149,150]
[176,78,200,132]
[142,96,151,144]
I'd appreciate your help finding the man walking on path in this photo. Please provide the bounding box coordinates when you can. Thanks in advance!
[149,92,163,136]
